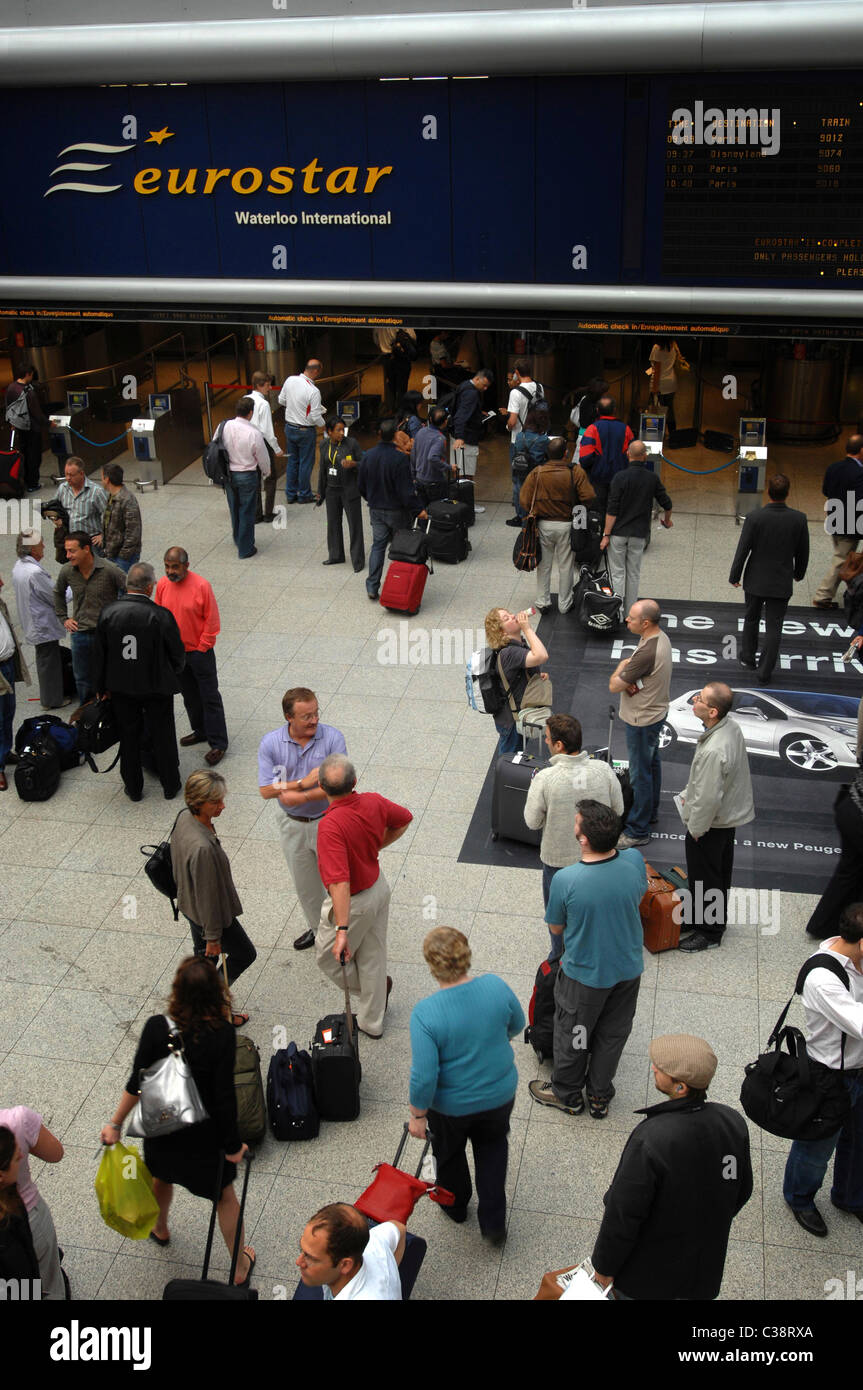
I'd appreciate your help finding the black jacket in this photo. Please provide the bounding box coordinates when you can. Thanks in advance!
[357,442,422,514]
[728,501,809,599]
[607,464,673,539]
[317,435,363,502]
[451,381,485,446]
[0,1197,41,1286]
[591,1096,753,1300]
[95,593,185,697]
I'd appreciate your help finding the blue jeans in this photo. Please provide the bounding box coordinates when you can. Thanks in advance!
[783,1072,863,1211]
[368,507,412,596]
[284,424,316,501]
[113,554,140,575]
[494,720,522,757]
[70,631,96,706]
[541,861,564,961]
[0,657,15,768]
[226,471,259,558]
[510,443,525,520]
[623,717,664,840]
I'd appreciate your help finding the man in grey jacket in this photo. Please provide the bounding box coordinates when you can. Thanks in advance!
[12,529,68,709]
[524,713,624,959]
[677,681,755,952]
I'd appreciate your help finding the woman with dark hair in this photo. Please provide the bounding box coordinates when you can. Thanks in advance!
[570,376,608,439]
[0,1127,42,1290]
[316,416,365,571]
[398,391,425,440]
[407,928,524,1246]
[170,769,257,1020]
[0,1106,65,1297]
[100,956,255,1285]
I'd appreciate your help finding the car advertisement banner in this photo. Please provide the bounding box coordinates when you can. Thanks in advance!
[461,599,858,898]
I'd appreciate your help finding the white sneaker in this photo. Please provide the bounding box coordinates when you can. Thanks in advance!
[473,505,486,513]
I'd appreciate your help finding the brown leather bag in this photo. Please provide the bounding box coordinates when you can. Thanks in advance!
[838,550,863,583]
[640,863,685,953]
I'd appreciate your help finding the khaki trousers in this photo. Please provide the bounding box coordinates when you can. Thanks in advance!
[278,812,325,935]
[316,872,390,1035]
[814,534,858,604]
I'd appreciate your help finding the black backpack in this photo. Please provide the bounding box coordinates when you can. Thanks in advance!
[740,953,853,1141]
[14,735,61,801]
[393,329,418,362]
[15,715,79,772]
[202,422,233,489]
[75,696,121,772]
[524,958,559,1062]
[266,1043,320,1141]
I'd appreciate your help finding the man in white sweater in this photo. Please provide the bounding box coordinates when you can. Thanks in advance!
[524,713,624,960]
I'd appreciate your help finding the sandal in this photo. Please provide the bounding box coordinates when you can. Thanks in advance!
[149,1229,170,1247]
[231,1012,250,1028]
[235,1245,256,1287]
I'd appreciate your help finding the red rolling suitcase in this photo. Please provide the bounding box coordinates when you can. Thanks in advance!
[380,560,429,616]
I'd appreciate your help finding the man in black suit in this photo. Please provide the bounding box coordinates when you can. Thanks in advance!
[729,474,809,685]
[94,561,186,801]
[812,435,863,610]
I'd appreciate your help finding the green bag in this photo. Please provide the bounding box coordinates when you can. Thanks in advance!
[94,1141,159,1240]
[234,1033,267,1147]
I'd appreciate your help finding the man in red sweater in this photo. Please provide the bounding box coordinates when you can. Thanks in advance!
[154,546,228,766]
[315,754,412,1039]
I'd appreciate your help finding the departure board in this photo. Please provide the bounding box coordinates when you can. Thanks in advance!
[663,84,863,282]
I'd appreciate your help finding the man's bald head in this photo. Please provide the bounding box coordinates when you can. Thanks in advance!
[628,440,649,464]
[632,598,661,626]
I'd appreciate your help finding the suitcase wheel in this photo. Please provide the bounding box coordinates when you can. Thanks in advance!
[491,832,498,841]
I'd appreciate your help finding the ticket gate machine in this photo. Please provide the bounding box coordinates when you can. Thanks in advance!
[735,417,768,524]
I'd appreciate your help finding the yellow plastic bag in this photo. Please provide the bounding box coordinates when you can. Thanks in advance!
[94,1141,159,1240]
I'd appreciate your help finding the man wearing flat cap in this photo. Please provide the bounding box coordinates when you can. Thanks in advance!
[589,1035,752,1300]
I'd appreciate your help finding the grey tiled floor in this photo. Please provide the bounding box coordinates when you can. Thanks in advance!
[0,462,859,1302]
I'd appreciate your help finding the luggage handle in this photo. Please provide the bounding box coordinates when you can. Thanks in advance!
[394,1119,434,1178]
[202,1150,254,1284]
[339,950,355,1049]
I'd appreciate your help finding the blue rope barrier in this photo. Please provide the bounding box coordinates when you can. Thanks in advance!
[69,426,130,448]
[656,451,741,476]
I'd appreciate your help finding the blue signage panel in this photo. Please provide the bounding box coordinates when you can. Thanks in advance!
[1,72,861,291]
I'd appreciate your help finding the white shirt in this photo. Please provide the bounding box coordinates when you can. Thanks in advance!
[249,390,280,453]
[322,1223,402,1301]
[649,344,677,393]
[0,605,15,662]
[373,327,416,355]
[279,373,325,429]
[507,380,538,442]
[801,940,863,1070]
[221,416,270,475]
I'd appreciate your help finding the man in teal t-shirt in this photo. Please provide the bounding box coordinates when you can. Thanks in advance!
[529,799,646,1120]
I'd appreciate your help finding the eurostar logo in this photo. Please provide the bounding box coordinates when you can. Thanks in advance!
[45,140,137,197]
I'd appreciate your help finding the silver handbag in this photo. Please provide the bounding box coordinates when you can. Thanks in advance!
[126,1016,209,1138]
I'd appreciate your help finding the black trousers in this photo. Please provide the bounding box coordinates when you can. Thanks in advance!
[112,691,180,798]
[187,915,257,987]
[325,490,365,568]
[806,787,863,938]
[741,591,788,683]
[658,391,677,434]
[684,826,736,942]
[384,354,411,412]
[427,1097,514,1236]
[13,428,42,489]
[178,648,228,751]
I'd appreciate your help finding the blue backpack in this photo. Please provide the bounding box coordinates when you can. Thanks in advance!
[14,715,80,771]
[266,1042,320,1141]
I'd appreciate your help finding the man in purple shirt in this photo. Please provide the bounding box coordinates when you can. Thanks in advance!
[258,686,348,950]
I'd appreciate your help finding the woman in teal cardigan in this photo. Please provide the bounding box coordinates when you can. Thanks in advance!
[408,927,524,1246]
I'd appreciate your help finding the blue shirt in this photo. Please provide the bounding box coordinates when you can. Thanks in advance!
[409,975,524,1116]
[546,850,646,989]
[412,424,448,484]
[256,722,347,821]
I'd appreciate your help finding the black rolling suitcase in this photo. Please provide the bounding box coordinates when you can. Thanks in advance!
[163,1153,258,1301]
[451,450,475,526]
[591,704,634,825]
[426,500,470,563]
[491,751,543,846]
[311,954,361,1120]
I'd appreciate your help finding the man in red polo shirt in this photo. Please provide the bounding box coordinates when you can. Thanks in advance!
[315,754,412,1039]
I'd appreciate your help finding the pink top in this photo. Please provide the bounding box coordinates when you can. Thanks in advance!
[0,1105,42,1211]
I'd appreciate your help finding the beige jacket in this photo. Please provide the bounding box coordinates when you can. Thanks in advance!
[0,596,31,696]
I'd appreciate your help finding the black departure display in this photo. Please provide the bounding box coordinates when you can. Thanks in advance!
[663,84,863,282]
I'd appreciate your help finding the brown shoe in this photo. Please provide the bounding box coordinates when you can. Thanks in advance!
[0,771,7,791]
[180,733,206,747]
[204,748,225,766]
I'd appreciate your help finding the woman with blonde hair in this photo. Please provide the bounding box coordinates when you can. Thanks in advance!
[100,955,255,1284]
[483,606,549,756]
[407,927,524,1246]
[170,769,257,1024]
